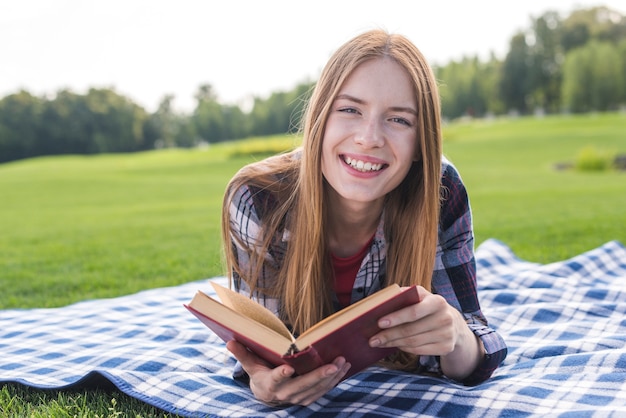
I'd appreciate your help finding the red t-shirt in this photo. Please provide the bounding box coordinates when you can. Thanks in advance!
[331,236,375,308]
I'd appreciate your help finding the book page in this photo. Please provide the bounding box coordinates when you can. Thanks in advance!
[211,282,294,342]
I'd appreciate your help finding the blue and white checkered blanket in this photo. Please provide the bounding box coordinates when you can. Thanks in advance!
[2,239,626,417]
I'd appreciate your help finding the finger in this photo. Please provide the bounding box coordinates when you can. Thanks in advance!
[251,365,297,405]
[371,307,458,353]
[377,286,430,329]
[226,340,294,377]
[380,286,453,331]
[225,339,247,358]
[226,340,262,366]
[285,357,351,406]
[325,358,351,387]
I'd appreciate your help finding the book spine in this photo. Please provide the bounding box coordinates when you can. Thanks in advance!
[287,343,299,356]
[283,346,325,376]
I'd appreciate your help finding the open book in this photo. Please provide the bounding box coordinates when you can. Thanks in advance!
[185,282,419,379]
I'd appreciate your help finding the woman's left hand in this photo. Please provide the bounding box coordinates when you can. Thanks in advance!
[369,286,485,381]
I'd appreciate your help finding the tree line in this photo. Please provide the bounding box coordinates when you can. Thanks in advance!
[1,6,625,164]
[439,6,626,118]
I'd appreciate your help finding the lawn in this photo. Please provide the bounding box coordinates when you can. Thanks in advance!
[0,113,624,416]
[442,112,626,261]
[0,135,300,309]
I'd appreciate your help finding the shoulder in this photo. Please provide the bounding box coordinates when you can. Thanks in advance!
[227,179,278,227]
[227,150,299,221]
[439,156,471,229]
[441,156,465,190]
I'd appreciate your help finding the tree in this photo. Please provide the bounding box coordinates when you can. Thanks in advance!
[84,88,148,153]
[591,42,625,110]
[40,90,92,154]
[499,33,531,114]
[147,94,198,148]
[620,39,626,105]
[248,81,313,136]
[561,20,591,52]
[2,5,625,164]
[148,94,185,148]
[192,83,250,144]
[561,41,624,112]
[34,88,149,155]
[527,11,563,113]
[193,84,227,143]
[221,104,248,141]
[0,91,44,162]
[438,56,488,119]
[481,53,506,115]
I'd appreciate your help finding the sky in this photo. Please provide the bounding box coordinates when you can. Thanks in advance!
[2,0,625,113]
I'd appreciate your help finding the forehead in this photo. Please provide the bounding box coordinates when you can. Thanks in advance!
[338,58,416,103]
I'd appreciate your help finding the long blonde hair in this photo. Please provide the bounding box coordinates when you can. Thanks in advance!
[222,30,442,342]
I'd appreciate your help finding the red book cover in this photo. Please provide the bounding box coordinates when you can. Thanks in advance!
[186,303,289,368]
[287,285,419,378]
[185,284,419,380]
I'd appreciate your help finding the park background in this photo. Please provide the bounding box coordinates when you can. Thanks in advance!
[1,1,625,416]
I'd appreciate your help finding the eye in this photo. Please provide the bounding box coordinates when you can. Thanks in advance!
[338,107,359,114]
[390,117,412,127]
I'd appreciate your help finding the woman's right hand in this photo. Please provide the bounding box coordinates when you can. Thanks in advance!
[226,340,351,406]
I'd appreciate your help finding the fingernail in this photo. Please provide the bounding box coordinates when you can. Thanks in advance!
[370,338,381,347]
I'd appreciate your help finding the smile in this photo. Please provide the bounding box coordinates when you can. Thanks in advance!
[342,155,385,172]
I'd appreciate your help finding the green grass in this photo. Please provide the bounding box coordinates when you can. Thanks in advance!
[0,383,172,418]
[443,112,626,261]
[1,114,625,416]
[0,134,299,309]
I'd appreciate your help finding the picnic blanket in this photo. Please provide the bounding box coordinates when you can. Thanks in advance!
[1,238,625,417]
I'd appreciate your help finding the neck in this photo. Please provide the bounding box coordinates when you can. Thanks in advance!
[325,191,383,258]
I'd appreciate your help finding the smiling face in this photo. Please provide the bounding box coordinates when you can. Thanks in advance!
[321,57,418,211]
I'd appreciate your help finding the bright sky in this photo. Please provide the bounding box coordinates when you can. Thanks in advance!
[2,0,625,112]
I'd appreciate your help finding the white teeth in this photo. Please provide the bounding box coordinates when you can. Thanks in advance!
[344,156,383,172]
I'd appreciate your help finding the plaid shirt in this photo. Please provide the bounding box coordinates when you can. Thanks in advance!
[228,157,507,385]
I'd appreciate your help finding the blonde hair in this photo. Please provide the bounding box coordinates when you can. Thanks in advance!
[222,30,442,360]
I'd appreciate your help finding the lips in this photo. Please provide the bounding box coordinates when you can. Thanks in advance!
[342,155,386,173]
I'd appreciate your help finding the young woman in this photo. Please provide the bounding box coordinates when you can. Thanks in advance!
[221,29,507,406]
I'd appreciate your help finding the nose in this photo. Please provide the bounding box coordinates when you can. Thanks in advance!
[354,117,384,149]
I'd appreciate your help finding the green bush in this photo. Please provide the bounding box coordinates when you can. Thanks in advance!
[574,146,615,172]
[227,135,299,158]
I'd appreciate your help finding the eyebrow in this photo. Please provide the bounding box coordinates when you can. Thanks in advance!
[335,94,417,116]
